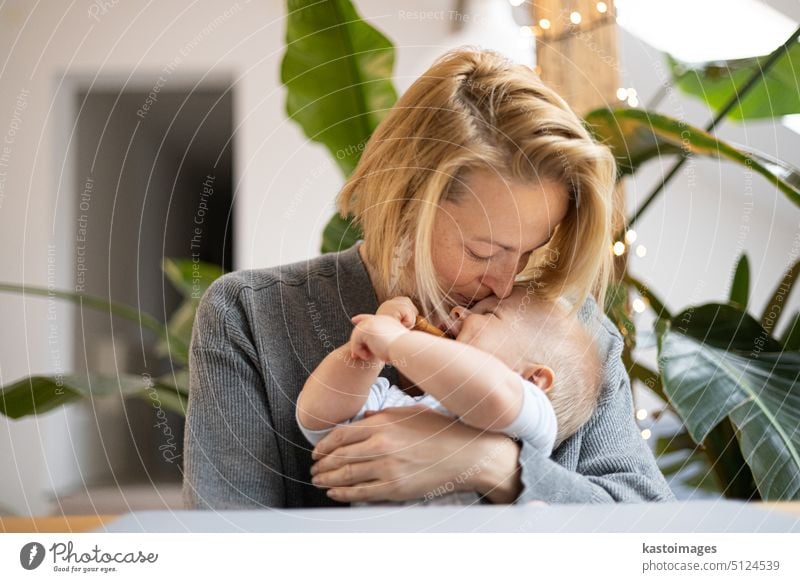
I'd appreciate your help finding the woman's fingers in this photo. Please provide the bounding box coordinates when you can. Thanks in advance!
[312,423,374,460]
[326,480,394,503]
[311,433,383,473]
[311,458,384,488]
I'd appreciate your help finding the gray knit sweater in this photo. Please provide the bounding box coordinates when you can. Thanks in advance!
[182,242,675,508]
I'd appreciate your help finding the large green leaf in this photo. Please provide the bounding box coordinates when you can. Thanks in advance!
[761,259,800,334]
[0,373,186,419]
[281,0,398,177]
[159,258,225,364]
[155,299,197,366]
[162,257,225,300]
[671,303,783,352]
[584,108,800,207]
[667,43,800,121]
[781,312,800,350]
[321,213,362,253]
[657,309,800,500]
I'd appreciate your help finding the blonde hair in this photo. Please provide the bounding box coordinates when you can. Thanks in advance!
[338,46,616,323]
[514,291,604,448]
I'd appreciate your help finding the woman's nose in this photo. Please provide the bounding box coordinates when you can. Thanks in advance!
[483,270,516,299]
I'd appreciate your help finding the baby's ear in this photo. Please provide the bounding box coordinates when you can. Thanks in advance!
[521,364,554,393]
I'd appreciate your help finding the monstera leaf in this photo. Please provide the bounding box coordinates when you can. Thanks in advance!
[657,305,800,500]
[584,108,800,208]
[667,43,800,121]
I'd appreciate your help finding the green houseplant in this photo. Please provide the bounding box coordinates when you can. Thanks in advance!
[2,0,798,500]
[0,258,223,417]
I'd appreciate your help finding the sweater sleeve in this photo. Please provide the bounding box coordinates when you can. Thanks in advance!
[499,377,557,455]
[512,359,676,504]
[182,274,287,509]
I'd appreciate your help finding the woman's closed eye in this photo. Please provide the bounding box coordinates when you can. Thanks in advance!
[466,248,493,261]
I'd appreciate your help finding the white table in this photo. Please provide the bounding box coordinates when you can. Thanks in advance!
[95,500,800,533]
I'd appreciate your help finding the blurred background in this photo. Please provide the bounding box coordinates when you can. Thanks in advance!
[1,0,799,517]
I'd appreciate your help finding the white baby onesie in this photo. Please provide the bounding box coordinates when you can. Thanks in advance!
[296,375,558,506]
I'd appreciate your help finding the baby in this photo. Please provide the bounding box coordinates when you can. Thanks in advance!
[295,284,604,506]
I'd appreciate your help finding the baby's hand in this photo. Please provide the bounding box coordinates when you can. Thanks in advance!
[350,314,409,362]
[375,296,418,329]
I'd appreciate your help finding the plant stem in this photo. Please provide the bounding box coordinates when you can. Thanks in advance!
[625,26,800,233]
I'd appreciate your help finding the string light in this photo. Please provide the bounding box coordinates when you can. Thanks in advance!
[519,26,535,38]
[624,229,637,244]
[613,241,626,256]
[617,87,639,107]
[636,409,648,421]
[509,0,526,6]
[530,4,616,42]
[632,298,647,313]
[641,428,652,440]
[635,245,647,258]
[627,93,639,107]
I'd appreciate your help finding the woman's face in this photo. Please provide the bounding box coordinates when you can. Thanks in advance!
[431,168,569,308]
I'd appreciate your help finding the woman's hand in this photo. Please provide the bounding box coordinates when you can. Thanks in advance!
[309,405,523,504]
[349,314,409,362]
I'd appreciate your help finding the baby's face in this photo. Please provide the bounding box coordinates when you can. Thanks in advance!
[449,287,533,368]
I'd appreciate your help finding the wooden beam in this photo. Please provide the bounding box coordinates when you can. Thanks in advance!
[532,1,627,278]
[531,0,620,115]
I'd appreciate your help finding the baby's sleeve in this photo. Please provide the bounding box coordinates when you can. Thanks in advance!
[499,377,557,455]
[295,377,390,446]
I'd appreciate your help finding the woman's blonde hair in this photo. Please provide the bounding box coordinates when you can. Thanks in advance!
[338,46,616,323]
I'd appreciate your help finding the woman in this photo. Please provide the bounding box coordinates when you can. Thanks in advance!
[182,47,674,508]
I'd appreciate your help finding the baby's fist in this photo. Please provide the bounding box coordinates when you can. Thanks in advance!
[350,314,409,362]
[376,296,418,328]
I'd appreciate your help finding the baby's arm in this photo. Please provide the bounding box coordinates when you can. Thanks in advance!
[296,341,382,431]
[388,331,524,432]
[350,314,523,432]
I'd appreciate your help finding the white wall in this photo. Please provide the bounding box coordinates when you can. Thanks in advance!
[1,0,797,514]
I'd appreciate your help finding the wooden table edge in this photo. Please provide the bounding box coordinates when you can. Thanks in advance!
[754,501,800,518]
[0,514,117,533]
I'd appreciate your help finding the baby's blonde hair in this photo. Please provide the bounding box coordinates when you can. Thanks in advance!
[338,47,616,324]
[513,292,604,448]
